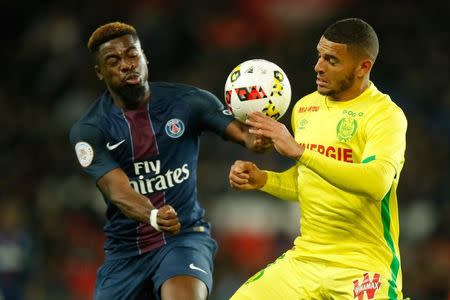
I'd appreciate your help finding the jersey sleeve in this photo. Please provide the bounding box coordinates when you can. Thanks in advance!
[260,165,299,201]
[189,88,234,137]
[69,122,120,182]
[362,106,407,174]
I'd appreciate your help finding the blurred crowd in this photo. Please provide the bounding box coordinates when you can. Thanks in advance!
[1,0,448,299]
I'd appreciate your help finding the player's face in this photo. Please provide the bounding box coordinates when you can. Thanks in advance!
[314,37,360,101]
[96,34,149,106]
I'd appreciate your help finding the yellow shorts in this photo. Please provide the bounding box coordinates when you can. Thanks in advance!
[230,250,406,300]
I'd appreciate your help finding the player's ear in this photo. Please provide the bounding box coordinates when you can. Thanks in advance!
[143,51,149,64]
[94,65,104,81]
[356,59,372,78]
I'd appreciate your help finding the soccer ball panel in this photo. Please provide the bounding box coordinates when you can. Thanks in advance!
[224,59,291,122]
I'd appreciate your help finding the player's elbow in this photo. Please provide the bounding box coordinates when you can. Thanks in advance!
[364,179,392,202]
[363,161,396,202]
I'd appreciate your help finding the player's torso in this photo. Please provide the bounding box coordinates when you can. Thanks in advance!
[291,90,395,265]
[98,83,202,217]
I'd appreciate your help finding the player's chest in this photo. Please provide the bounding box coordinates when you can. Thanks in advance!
[294,107,366,148]
[105,105,194,158]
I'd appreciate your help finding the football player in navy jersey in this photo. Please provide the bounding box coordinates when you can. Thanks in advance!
[69,22,270,300]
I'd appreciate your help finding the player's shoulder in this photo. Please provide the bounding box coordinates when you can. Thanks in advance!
[150,81,220,109]
[292,90,323,112]
[369,84,406,116]
[70,92,112,133]
[151,81,212,99]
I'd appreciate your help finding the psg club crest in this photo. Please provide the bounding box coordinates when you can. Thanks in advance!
[165,118,185,138]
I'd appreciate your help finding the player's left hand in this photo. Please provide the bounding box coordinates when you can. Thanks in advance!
[246,112,303,160]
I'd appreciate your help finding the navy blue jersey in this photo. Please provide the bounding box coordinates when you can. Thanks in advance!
[70,82,234,259]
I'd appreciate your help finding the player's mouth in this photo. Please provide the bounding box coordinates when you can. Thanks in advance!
[316,76,327,87]
[124,72,141,85]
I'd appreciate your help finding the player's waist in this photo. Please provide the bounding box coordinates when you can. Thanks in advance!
[291,237,397,270]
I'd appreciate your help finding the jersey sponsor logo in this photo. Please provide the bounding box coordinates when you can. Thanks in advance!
[75,141,94,167]
[165,118,185,138]
[106,139,125,150]
[299,143,353,162]
[130,159,190,195]
[189,263,207,274]
[298,105,320,113]
[352,272,382,300]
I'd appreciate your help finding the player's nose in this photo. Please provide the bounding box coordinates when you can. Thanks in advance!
[120,59,136,73]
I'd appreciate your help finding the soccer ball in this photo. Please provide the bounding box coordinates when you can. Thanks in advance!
[224,59,291,122]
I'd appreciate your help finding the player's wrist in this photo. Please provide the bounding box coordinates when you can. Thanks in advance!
[256,170,268,189]
[149,209,162,231]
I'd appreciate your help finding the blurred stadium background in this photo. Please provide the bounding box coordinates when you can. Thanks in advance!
[0,0,448,299]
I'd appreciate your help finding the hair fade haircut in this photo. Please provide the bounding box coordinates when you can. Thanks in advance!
[87,21,138,53]
[323,18,379,61]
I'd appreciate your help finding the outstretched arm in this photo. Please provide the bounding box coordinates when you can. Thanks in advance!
[224,119,273,153]
[229,160,298,201]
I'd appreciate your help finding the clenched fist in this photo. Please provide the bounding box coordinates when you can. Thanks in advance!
[229,160,267,191]
[155,205,181,234]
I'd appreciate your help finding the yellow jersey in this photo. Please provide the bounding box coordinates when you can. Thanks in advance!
[261,82,407,295]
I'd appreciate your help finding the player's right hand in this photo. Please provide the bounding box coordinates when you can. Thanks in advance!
[229,160,267,191]
[156,205,181,234]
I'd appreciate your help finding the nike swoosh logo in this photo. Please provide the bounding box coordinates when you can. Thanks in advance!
[189,263,207,274]
[106,140,125,150]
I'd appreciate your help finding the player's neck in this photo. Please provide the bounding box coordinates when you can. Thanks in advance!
[110,84,151,110]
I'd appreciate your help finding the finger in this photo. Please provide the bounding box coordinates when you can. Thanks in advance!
[160,222,181,234]
[229,174,249,185]
[158,217,180,227]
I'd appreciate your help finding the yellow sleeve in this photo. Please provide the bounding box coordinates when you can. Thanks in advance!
[362,106,407,175]
[259,165,298,201]
[300,150,396,201]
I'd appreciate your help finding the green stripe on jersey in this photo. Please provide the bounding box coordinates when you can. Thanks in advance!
[362,155,399,297]
[381,189,400,298]
[362,155,376,163]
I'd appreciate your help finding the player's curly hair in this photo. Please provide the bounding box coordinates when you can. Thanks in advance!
[87,21,138,53]
[323,18,379,61]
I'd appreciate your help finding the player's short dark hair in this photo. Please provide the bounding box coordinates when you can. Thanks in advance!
[87,21,138,53]
[323,18,379,61]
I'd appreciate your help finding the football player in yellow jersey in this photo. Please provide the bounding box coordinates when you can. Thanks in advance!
[229,18,408,299]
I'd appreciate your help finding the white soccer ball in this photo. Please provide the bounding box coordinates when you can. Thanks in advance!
[224,59,291,122]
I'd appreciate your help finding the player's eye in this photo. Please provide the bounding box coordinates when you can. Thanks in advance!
[105,57,119,66]
[128,48,139,57]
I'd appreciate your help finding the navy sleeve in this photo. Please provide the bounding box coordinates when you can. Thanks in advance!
[188,88,234,137]
[69,122,120,182]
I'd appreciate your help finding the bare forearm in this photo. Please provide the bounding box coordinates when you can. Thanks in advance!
[111,189,154,223]
[97,169,155,223]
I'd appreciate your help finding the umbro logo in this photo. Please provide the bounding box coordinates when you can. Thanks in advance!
[189,263,207,274]
[106,139,125,150]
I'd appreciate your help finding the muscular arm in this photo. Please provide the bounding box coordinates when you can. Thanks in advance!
[300,150,396,201]
[97,168,155,223]
[97,169,181,232]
